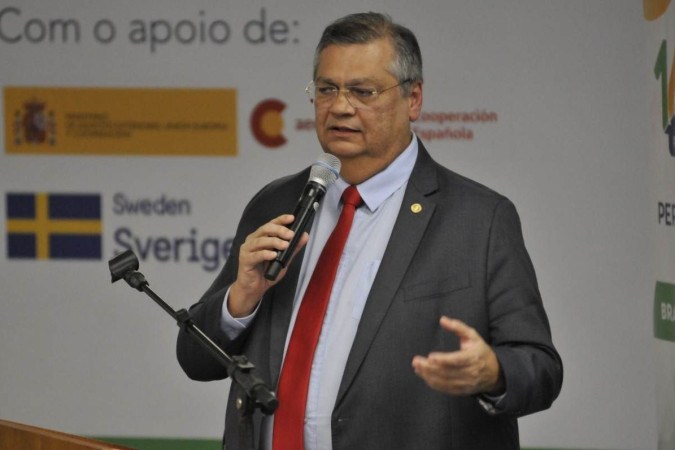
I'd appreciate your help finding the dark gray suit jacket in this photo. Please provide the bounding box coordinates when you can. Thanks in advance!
[177,141,563,450]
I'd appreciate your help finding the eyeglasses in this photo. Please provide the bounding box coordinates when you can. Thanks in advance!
[305,79,412,110]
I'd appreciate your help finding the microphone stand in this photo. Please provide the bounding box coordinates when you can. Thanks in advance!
[108,250,276,450]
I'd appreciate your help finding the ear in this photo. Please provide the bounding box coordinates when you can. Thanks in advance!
[408,81,423,122]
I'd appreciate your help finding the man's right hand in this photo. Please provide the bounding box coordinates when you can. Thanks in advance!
[228,214,308,317]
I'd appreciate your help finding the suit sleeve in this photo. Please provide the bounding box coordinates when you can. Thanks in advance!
[485,198,563,416]
[175,185,271,382]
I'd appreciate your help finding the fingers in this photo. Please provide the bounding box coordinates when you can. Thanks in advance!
[412,350,476,381]
[412,354,480,395]
[241,214,296,264]
[439,316,478,343]
[426,349,473,369]
[412,316,500,396]
[288,231,310,264]
[229,214,300,316]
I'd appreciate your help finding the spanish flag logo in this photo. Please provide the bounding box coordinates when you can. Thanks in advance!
[6,193,102,260]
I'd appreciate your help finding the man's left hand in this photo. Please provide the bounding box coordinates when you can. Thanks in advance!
[412,316,505,396]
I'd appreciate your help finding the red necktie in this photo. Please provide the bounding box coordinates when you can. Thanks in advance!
[272,186,363,450]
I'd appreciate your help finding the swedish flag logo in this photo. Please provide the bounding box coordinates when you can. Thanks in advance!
[6,193,102,260]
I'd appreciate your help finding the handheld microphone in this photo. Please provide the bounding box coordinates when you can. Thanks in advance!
[264,154,341,281]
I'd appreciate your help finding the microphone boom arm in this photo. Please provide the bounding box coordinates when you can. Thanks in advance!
[108,250,278,419]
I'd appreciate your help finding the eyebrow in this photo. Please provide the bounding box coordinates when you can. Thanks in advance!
[315,76,380,86]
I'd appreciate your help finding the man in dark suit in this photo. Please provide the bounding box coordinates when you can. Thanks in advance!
[177,12,562,450]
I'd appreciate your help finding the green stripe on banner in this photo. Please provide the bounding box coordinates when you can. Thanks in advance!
[94,437,221,450]
[93,439,609,450]
[654,281,675,342]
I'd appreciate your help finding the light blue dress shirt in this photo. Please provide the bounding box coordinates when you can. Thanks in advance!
[221,137,418,450]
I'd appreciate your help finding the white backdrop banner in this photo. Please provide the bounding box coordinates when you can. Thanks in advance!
[0,1,656,449]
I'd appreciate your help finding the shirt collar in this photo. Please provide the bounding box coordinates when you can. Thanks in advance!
[333,134,418,212]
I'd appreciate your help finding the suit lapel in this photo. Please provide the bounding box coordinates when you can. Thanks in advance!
[335,141,439,405]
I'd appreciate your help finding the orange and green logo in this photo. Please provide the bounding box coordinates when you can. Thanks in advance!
[654,40,675,156]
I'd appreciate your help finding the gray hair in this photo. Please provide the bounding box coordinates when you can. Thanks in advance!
[313,12,423,96]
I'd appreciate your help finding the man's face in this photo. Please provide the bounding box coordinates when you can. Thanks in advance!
[313,38,422,184]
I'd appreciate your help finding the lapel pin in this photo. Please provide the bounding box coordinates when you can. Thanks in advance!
[411,203,422,214]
